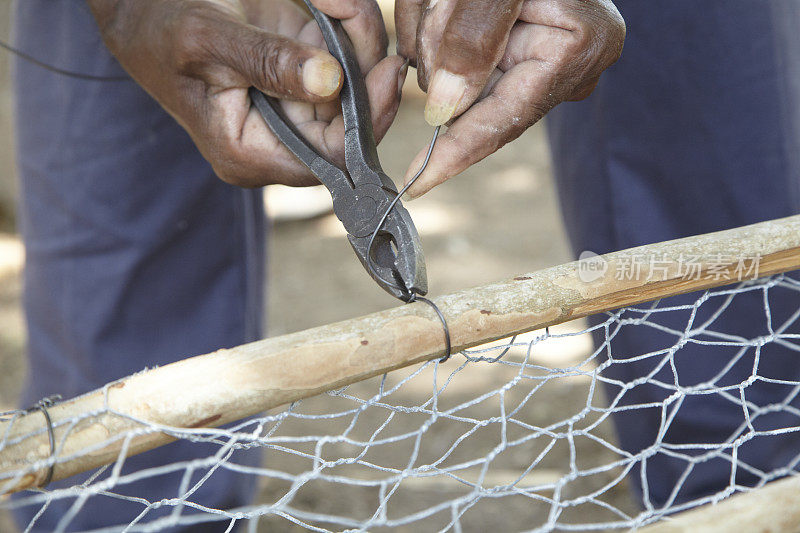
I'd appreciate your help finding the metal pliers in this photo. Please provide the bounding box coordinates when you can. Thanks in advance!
[249,0,427,301]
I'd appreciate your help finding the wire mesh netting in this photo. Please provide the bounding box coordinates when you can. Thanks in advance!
[3,273,800,532]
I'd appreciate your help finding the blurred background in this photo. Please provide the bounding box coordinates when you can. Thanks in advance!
[0,2,624,530]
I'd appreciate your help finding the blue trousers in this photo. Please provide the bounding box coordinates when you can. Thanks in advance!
[548,1,800,508]
[12,1,266,531]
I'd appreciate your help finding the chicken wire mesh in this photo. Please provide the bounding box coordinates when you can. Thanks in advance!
[3,273,800,532]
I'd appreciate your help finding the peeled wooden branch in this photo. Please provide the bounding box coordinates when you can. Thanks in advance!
[2,215,800,494]
[638,476,800,533]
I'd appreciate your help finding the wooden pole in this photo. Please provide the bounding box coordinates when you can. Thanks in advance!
[2,215,800,494]
[638,476,800,533]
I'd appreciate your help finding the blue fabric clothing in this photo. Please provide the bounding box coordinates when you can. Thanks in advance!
[547,0,800,509]
[11,1,266,531]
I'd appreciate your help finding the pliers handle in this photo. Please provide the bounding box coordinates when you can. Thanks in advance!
[249,0,427,300]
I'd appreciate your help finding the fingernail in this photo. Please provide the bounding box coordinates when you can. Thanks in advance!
[401,191,415,203]
[397,62,409,97]
[303,55,342,97]
[424,70,466,126]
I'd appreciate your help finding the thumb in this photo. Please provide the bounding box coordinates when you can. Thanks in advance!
[215,23,344,102]
[422,0,523,125]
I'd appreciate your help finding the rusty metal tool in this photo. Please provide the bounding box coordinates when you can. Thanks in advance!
[249,0,427,301]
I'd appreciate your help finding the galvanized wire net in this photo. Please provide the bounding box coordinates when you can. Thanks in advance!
[3,273,800,532]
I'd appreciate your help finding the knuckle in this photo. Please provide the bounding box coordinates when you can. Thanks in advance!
[596,0,628,41]
[569,77,600,101]
[601,9,627,63]
[566,2,627,65]
[551,2,627,80]
[522,99,552,129]
[252,39,295,92]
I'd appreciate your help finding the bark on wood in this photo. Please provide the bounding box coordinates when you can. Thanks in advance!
[2,215,800,495]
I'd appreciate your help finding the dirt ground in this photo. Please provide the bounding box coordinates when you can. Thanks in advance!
[0,4,638,531]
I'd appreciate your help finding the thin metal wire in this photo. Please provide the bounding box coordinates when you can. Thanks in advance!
[460,327,551,363]
[24,395,61,488]
[363,126,451,361]
[410,295,452,362]
[462,334,519,362]
[365,125,441,299]
[0,39,130,82]
[5,276,799,531]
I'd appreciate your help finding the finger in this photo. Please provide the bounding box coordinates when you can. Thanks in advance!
[479,68,504,99]
[243,0,309,34]
[281,100,316,127]
[313,99,341,124]
[570,76,600,101]
[415,0,455,91]
[499,22,568,71]
[403,59,556,197]
[244,0,388,73]
[395,0,425,65]
[207,19,343,102]
[373,56,409,143]
[290,8,342,120]
[311,0,389,73]
[498,14,619,100]
[421,0,524,126]
[201,56,406,188]
[320,55,408,165]
[283,54,406,167]
[513,0,626,80]
[196,84,321,187]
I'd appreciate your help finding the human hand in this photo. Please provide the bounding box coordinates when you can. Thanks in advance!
[395,0,625,197]
[88,0,407,187]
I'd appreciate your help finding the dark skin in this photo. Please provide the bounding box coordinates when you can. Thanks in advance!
[87,0,406,188]
[87,0,625,195]
[396,0,626,197]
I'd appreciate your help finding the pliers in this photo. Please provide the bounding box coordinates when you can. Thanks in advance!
[249,0,427,302]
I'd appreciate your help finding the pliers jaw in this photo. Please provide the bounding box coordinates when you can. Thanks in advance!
[348,199,428,301]
[250,0,430,301]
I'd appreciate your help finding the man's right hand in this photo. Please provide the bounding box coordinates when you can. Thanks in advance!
[87,0,407,188]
